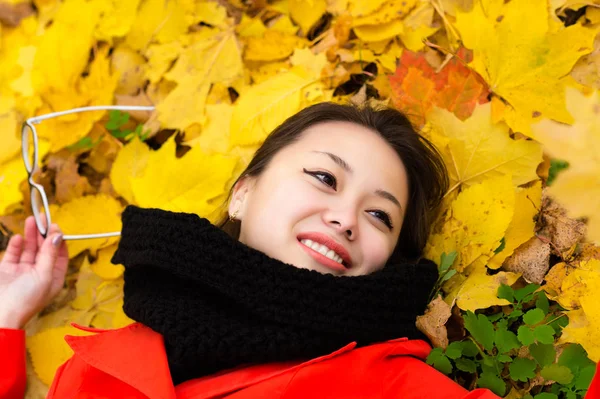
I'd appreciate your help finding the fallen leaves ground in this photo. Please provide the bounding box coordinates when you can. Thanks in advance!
[0,0,599,397]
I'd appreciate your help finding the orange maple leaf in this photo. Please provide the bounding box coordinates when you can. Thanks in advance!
[388,49,490,127]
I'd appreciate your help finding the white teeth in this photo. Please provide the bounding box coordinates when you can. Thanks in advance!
[300,239,344,265]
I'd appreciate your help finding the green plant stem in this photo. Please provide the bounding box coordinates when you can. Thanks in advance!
[544,313,567,326]
[468,336,486,357]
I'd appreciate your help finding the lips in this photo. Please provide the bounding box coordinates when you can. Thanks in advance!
[297,232,352,268]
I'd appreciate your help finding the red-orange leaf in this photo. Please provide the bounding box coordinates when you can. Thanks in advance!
[389,50,490,127]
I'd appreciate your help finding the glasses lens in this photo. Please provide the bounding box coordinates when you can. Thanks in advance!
[31,186,48,236]
[21,123,36,173]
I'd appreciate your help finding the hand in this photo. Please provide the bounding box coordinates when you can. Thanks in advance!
[0,216,68,329]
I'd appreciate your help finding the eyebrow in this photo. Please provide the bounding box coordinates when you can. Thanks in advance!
[310,151,403,212]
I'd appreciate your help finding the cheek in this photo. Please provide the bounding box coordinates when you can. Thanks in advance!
[360,236,394,272]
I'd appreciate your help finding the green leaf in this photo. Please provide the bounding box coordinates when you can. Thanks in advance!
[426,348,453,375]
[549,314,569,333]
[455,358,478,373]
[547,159,569,186]
[534,325,555,344]
[529,343,556,367]
[497,354,513,363]
[488,313,504,323]
[478,371,506,396]
[533,393,558,399]
[515,284,540,302]
[460,340,480,357]
[518,326,535,346]
[497,283,514,302]
[536,292,550,315]
[509,357,537,382]
[575,364,597,390]
[445,341,463,360]
[541,364,574,384]
[439,251,458,272]
[440,269,457,284]
[426,347,453,374]
[559,344,595,374]
[524,308,545,325]
[463,311,495,352]
[564,392,577,399]
[508,309,523,320]
[494,237,506,254]
[495,326,520,354]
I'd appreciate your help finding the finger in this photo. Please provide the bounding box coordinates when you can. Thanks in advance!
[1,234,24,264]
[35,214,50,248]
[36,230,64,278]
[20,216,39,264]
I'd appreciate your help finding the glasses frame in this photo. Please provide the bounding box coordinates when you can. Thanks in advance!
[22,105,155,240]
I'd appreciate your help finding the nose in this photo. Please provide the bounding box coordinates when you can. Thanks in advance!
[326,210,358,240]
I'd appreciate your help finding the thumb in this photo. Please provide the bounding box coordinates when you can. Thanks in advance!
[36,230,64,277]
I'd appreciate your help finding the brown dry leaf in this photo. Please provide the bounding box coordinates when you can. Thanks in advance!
[538,188,588,258]
[49,154,95,204]
[416,295,452,349]
[0,1,34,26]
[503,236,551,285]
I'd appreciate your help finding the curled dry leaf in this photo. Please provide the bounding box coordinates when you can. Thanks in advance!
[503,236,551,285]
[538,188,587,258]
[416,295,452,349]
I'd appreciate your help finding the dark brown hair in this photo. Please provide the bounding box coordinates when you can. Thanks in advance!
[215,102,449,263]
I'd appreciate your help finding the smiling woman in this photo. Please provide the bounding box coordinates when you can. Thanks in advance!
[1,102,514,399]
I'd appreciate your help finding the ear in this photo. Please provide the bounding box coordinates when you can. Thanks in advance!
[228,176,254,219]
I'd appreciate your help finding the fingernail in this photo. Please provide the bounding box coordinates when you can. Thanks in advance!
[52,233,63,247]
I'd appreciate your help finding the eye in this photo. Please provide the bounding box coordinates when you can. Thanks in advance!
[304,168,394,231]
[304,168,337,189]
[368,210,394,230]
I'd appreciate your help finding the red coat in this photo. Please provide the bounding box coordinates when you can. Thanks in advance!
[1,322,599,399]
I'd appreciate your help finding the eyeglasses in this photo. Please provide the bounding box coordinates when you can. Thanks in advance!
[22,105,155,240]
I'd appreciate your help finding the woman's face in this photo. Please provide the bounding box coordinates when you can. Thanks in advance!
[230,121,410,276]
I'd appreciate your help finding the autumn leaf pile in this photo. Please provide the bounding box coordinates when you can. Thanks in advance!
[1,0,600,397]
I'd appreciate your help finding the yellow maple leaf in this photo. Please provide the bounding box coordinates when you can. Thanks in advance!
[94,0,142,41]
[230,66,318,146]
[271,14,299,35]
[488,181,543,269]
[558,259,600,362]
[425,174,515,273]
[0,111,19,164]
[426,103,543,195]
[348,0,387,17]
[532,88,600,245]
[126,136,238,220]
[184,103,233,155]
[244,30,306,62]
[158,30,243,130]
[71,256,104,311]
[289,0,327,34]
[290,48,328,80]
[125,0,190,51]
[353,18,404,42]
[352,0,415,27]
[47,194,123,258]
[454,0,597,135]
[32,0,101,94]
[556,259,600,310]
[455,266,521,312]
[399,2,439,52]
[91,244,124,280]
[110,135,149,205]
[26,325,92,385]
[145,41,184,83]
[35,48,119,152]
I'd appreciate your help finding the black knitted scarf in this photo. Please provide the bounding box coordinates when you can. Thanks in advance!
[111,205,439,385]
